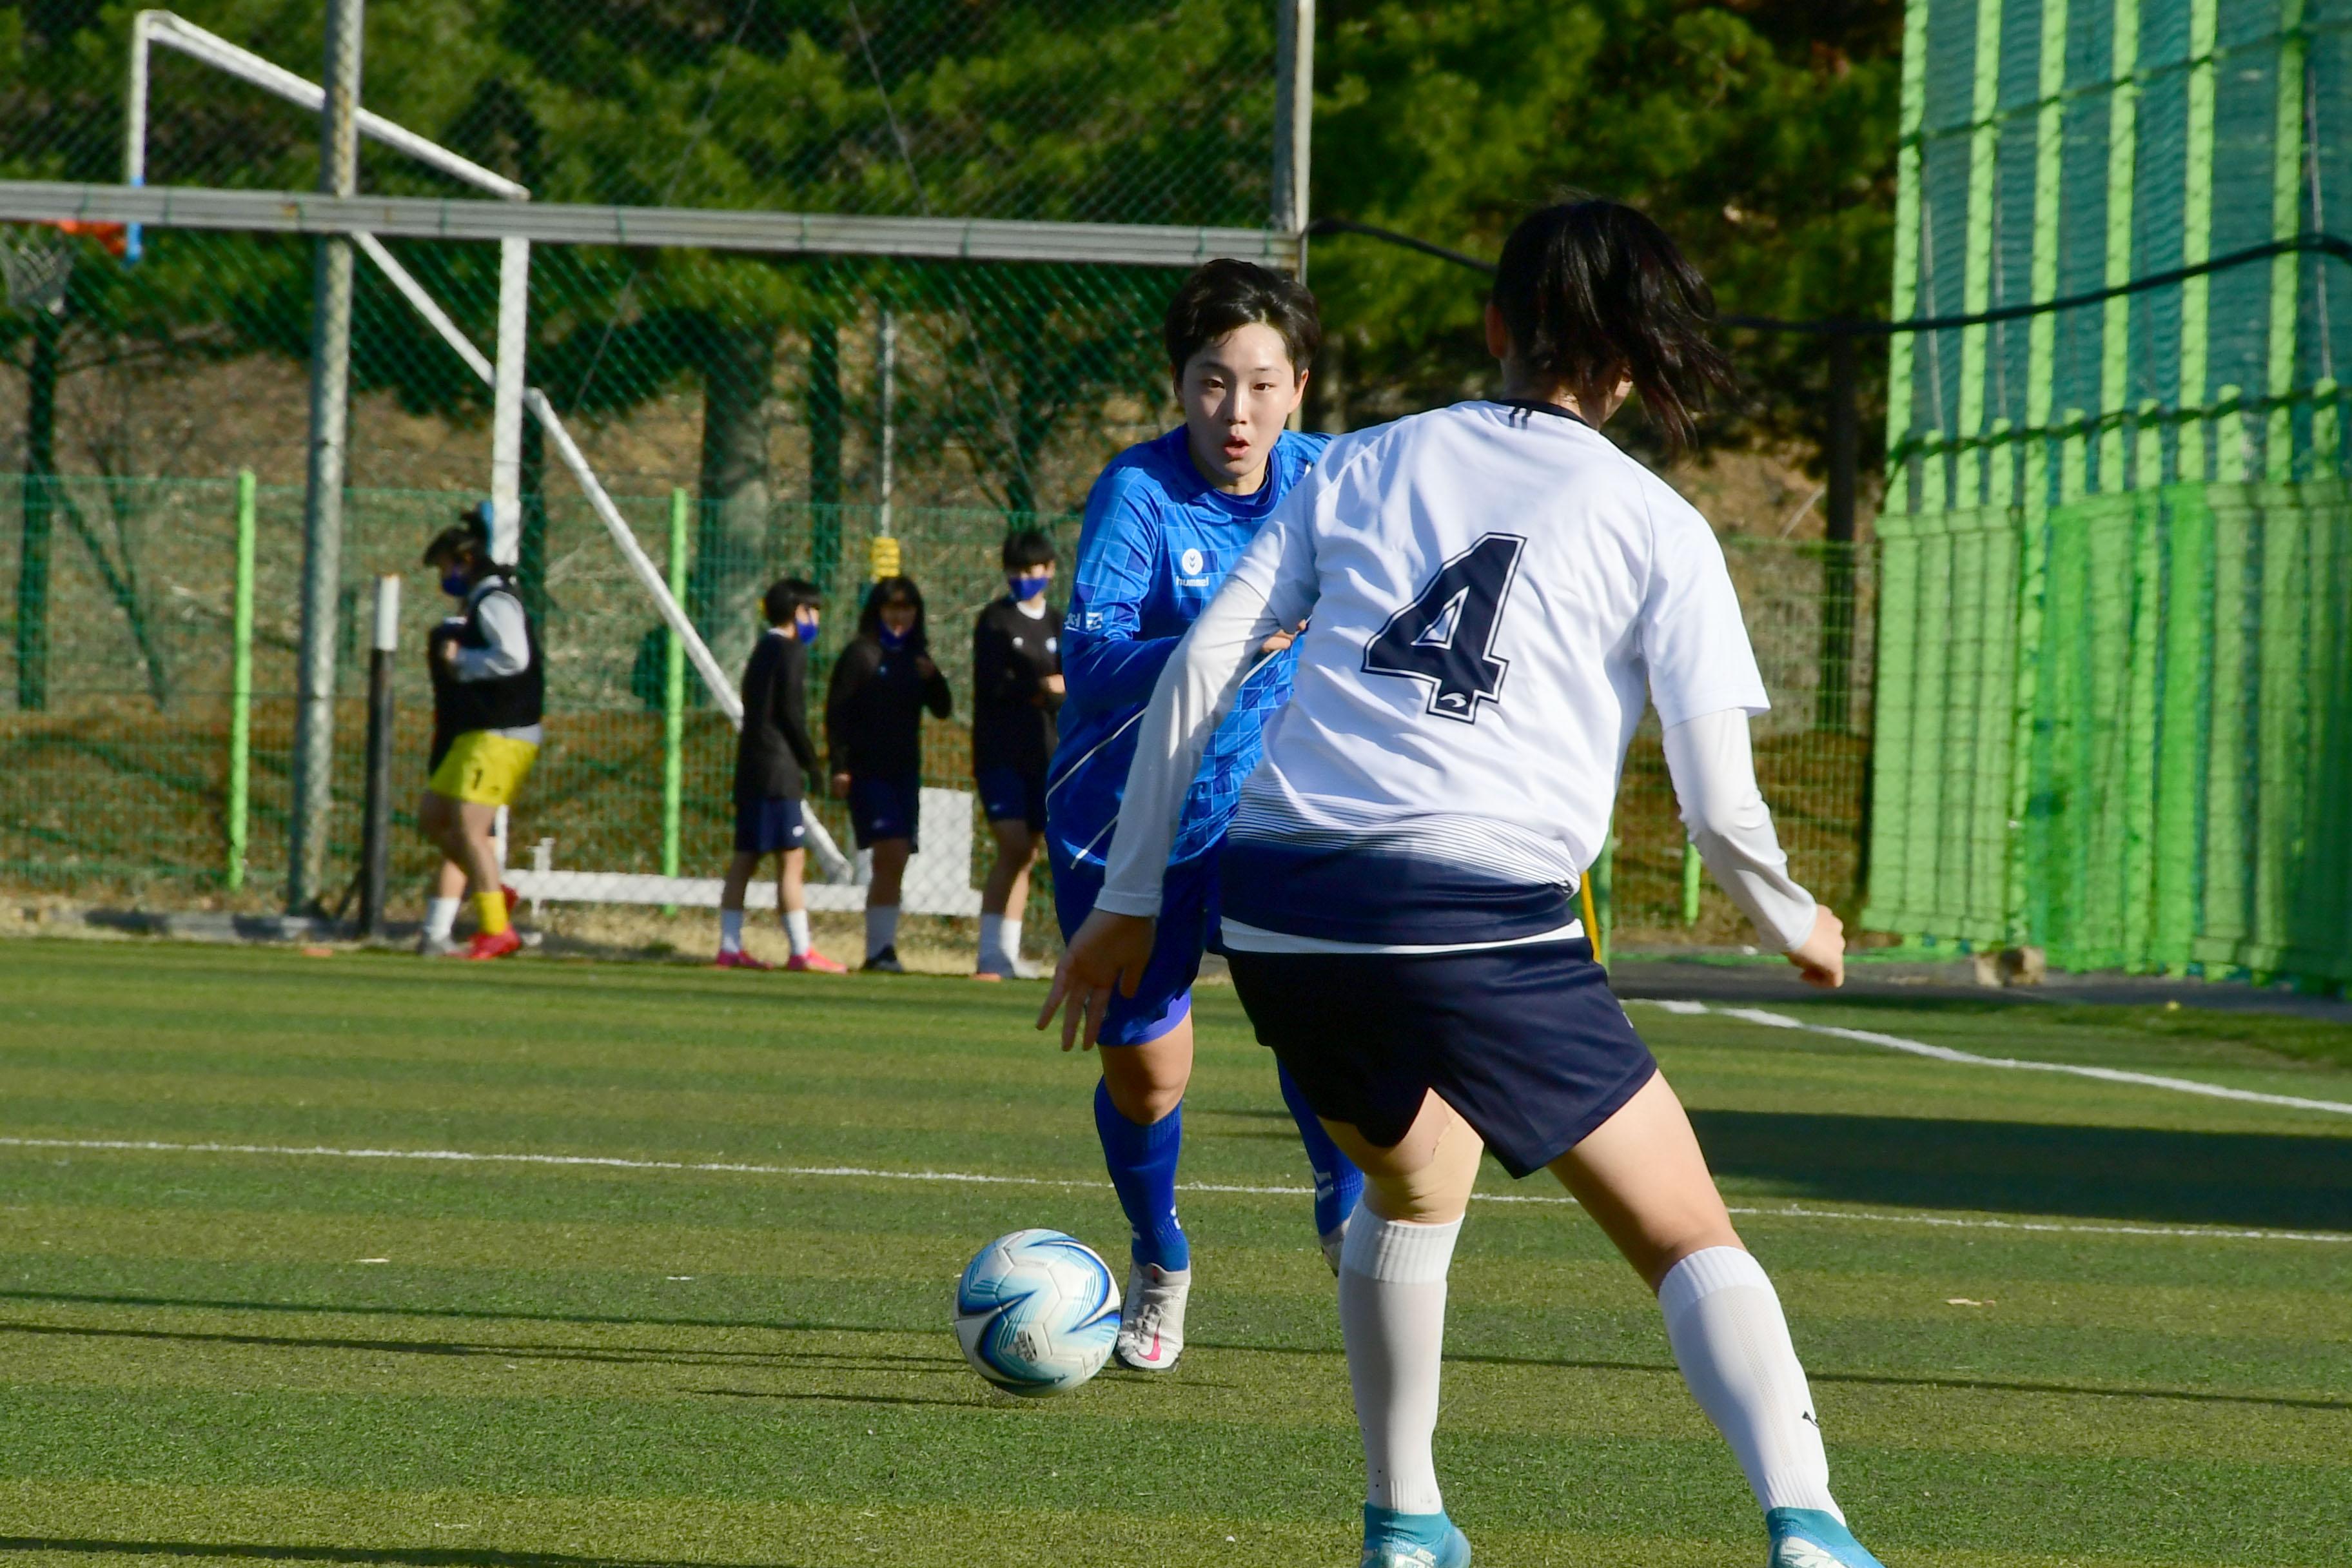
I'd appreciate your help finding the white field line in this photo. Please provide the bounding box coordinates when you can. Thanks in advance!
[1,1135,2344,1246]
[1632,998,2352,1117]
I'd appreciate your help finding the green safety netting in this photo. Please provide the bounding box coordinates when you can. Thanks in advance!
[1873,0,2352,983]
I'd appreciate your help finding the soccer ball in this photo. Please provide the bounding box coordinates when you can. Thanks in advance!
[954,1228,1120,1396]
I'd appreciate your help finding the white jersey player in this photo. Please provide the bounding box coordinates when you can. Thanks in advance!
[1043,199,1883,1568]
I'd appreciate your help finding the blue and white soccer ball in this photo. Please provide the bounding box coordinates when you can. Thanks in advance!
[954,1228,1120,1396]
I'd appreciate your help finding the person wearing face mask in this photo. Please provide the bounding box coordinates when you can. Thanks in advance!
[417,505,542,961]
[714,577,846,973]
[825,575,952,972]
[970,529,1064,980]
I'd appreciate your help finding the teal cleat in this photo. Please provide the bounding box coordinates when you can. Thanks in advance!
[1360,1504,1471,1568]
[1767,1507,1888,1568]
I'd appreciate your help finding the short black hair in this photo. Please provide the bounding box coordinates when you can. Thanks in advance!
[1162,259,1320,382]
[1001,529,1055,571]
[1491,199,1734,456]
[422,504,490,568]
[761,576,821,625]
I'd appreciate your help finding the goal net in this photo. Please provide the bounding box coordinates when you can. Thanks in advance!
[0,2,1305,928]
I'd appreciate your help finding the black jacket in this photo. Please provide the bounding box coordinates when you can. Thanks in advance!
[440,574,543,734]
[971,598,1062,776]
[825,636,952,780]
[734,629,819,799]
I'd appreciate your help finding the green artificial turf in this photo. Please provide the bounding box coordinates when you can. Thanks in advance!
[1,939,2347,1567]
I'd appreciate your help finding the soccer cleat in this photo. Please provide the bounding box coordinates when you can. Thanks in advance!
[714,949,772,970]
[863,946,906,974]
[457,927,522,961]
[787,949,848,974]
[1320,1223,1349,1277]
[1361,1504,1471,1568]
[415,930,461,957]
[1766,1508,1887,1568]
[1113,1261,1190,1370]
[970,969,1006,983]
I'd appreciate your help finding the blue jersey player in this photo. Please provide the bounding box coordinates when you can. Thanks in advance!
[1046,259,1363,1371]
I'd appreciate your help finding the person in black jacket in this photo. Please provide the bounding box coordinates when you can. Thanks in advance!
[826,574,952,972]
[716,577,847,973]
[970,529,1063,979]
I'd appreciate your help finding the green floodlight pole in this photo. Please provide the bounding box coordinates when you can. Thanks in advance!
[225,469,257,891]
[662,487,688,913]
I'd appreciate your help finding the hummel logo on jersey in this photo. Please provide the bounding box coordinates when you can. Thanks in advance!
[1175,546,1213,587]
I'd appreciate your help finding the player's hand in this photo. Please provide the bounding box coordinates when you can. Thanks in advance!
[1259,619,1308,657]
[1042,672,1065,696]
[1037,908,1155,1052]
[1785,905,1845,989]
[830,772,852,798]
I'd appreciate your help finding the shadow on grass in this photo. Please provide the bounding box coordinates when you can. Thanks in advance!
[0,1317,961,1377]
[1687,1109,2352,1231]
[0,1543,799,1568]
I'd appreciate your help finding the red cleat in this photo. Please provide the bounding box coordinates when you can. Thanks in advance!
[458,927,523,961]
[714,949,774,970]
[785,950,848,974]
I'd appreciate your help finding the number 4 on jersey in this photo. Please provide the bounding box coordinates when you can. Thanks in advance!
[1361,533,1527,724]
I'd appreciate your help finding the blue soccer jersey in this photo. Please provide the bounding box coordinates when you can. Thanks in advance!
[1046,425,1329,869]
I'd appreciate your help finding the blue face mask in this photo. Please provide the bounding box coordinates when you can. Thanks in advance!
[1008,573,1049,602]
[794,618,820,645]
[878,625,910,651]
[440,569,471,599]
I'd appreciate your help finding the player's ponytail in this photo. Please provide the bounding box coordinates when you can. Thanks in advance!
[1491,199,1732,456]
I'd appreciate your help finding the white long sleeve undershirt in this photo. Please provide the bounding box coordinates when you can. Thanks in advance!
[1094,558,1818,955]
[451,586,532,682]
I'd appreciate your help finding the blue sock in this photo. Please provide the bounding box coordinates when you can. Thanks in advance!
[1095,1079,1188,1271]
[1278,1060,1364,1239]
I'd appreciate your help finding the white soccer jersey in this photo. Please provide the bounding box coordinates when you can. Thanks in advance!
[1097,398,1813,952]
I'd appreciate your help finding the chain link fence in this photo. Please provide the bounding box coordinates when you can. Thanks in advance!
[1,1,1877,956]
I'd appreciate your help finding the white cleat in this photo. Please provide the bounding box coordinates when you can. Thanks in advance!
[1320,1228,1348,1276]
[1113,1261,1191,1371]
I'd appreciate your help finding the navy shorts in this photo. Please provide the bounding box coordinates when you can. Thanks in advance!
[848,774,921,851]
[1049,845,1219,1048]
[733,794,807,856]
[1224,939,1658,1179]
[976,765,1048,831]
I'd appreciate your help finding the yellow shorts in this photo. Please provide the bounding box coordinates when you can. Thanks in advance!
[427,731,539,807]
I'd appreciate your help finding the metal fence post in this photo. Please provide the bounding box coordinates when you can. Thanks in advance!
[662,487,687,908]
[225,470,257,891]
[287,0,364,910]
[359,574,400,936]
[1272,0,1315,273]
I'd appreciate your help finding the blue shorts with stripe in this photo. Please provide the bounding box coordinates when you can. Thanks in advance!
[1048,846,1219,1048]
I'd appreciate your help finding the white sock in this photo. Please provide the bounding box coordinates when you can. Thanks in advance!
[1001,917,1023,964]
[719,909,744,954]
[1338,1211,1461,1515]
[425,897,460,939]
[865,903,900,959]
[783,908,812,957]
[1658,1246,1843,1522]
[979,912,1006,970]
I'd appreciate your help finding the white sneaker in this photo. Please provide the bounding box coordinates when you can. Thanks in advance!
[1113,1261,1191,1370]
[415,930,460,957]
[1321,1225,1349,1277]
